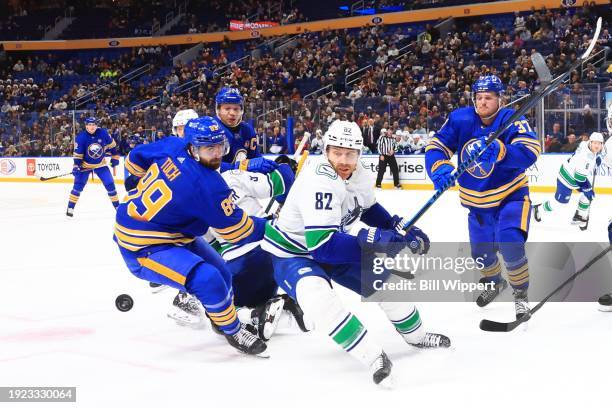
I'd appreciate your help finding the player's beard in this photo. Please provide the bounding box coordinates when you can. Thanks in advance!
[201,157,221,170]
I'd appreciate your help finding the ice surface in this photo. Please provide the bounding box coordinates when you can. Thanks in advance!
[0,182,610,407]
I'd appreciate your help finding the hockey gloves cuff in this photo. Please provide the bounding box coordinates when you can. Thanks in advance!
[236,157,279,174]
[430,161,455,191]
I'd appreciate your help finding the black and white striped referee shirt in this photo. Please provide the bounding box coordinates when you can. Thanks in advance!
[377,133,397,156]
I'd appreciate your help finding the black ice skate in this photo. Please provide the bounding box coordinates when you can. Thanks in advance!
[281,294,311,332]
[531,204,542,222]
[369,351,393,387]
[598,293,612,312]
[167,291,206,329]
[513,289,531,321]
[225,324,268,357]
[245,296,285,341]
[571,210,589,230]
[66,208,74,217]
[476,277,508,307]
[410,332,451,349]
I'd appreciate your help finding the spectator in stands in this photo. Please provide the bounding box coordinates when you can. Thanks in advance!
[560,133,580,153]
[310,129,324,154]
[362,118,380,153]
[267,126,286,154]
[548,122,567,145]
[581,104,596,133]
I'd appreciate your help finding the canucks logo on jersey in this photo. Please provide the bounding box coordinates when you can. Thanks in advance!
[340,197,363,232]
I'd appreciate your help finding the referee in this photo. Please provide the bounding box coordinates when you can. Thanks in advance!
[375,128,401,189]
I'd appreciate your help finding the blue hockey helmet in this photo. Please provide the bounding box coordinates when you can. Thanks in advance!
[215,87,244,109]
[84,117,98,125]
[184,116,228,151]
[472,74,505,96]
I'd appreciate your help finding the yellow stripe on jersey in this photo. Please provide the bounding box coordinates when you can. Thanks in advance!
[115,223,190,238]
[520,195,530,232]
[511,137,542,157]
[496,140,507,162]
[114,223,195,251]
[81,161,106,169]
[459,174,528,208]
[105,140,117,150]
[137,257,186,285]
[124,156,146,177]
[425,137,454,159]
[213,212,255,243]
[431,159,454,174]
[73,153,84,158]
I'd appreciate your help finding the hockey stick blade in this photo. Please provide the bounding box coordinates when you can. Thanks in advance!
[40,172,72,181]
[480,245,611,332]
[480,314,530,332]
[530,52,552,85]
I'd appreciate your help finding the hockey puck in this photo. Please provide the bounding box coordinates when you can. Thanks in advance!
[115,294,134,312]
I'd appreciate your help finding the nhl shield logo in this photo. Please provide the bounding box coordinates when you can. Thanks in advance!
[88,143,104,159]
[460,139,495,179]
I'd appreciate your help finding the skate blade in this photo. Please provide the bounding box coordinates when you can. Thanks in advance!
[167,312,207,330]
[377,375,394,390]
[239,349,270,359]
[598,305,612,312]
[151,285,169,294]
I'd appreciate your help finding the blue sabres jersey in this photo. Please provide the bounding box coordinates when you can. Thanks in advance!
[425,107,541,209]
[73,128,118,169]
[215,117,261,164]
[124,136,185,179]
[115,137,265,253]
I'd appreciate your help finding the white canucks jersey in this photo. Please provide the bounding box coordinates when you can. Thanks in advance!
[261,155,376,259]
[558,141,600,189]
[206,168,287,260]
[603,137,612,169]
[409,135,427,154]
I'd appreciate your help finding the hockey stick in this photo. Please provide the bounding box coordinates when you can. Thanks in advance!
[263,132,311,215]
[39,172,73,181]
[479,244,612,332]
[580,172,596,231]
[398,17,603,233]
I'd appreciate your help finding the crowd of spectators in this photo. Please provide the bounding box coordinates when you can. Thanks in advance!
[0,2,610,158]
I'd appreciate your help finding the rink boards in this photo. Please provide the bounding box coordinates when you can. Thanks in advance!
[0,154,611,194]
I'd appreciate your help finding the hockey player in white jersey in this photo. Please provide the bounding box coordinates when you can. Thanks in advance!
[261,120,450,387]
[532,131,605,228]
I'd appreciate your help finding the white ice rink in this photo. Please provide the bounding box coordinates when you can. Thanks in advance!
[1,182,611,408]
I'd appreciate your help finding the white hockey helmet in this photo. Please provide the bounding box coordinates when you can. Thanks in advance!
[323,120,363,155]
[172,109,199,136]
[589,132,604,143]
[607,104,612,134]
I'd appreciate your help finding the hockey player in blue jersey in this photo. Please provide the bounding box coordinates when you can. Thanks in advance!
[214,87,278,174]
[66,117,120,217]
[425,74,541,319]
[114,116,268,356]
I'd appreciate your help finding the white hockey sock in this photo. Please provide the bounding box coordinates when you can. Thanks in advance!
[378,301,425,344]
[577,194,590,216]
[296,276,382,367]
